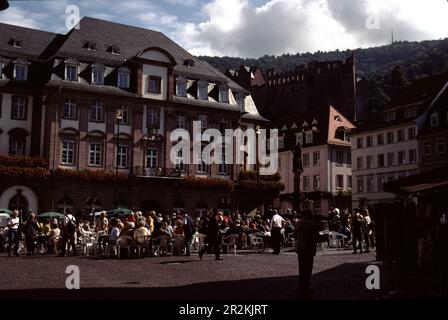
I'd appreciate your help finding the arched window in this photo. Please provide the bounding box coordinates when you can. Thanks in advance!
[86,197,102,213]
[196,201,208,217]
[8,189,28,214]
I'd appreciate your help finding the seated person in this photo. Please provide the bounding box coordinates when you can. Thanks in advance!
[134,221,150,244]
[108,220,120,245]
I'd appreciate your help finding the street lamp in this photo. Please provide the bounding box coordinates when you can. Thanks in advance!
[255,125,261,214]
[114,109,123,207]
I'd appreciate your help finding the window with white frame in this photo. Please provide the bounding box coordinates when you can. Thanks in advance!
[89,143,102,166]
[357,177,364,193]
[378,154,385,167]
[398,151,406,164]
[377,134,384,145]
[430,112,439,127]
[197,156,207,173]
[147,108,158,128]
[13,63,27,81]
[218,151,229,175]
[305,131,313,144]
[313,175,320,190]
[409,149,417,163]
[65,64,78,81]
[347,151,352,166]
[9,138,25,156]
[116,145,128,168]
[118,106,129,125]
[366,136,373,147]
[397,129,405,142]
[303,153,310,167]
[366,155,374,168]
[175,112,186,129]
[387,152,395,166]
[336,175,344,189]
[148,76,161,93]
[118,70,130,88]
[408,127,416,140]
[92,67,104,85]
[313,151,320,166]
[197,80,209,100]
[357,157,363,170]
[356,137,363,148]
[11,96,27,120]
[384,111,396,122]
[377,175,386,192]
[63,99,77,119]
[366,175,374,193]
[146,148,158,168]
[62,140,75,165]
[90,101,103,122]
[404,107,417,118]
[387,131,394,144]
[347,176,352,189]
[176,76,187,97]
[303,176,310,191]
[437,138,446,154]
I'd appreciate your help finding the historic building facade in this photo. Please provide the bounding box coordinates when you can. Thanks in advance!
[351,72,448,209]
[0,17,268,215]
[276,105,355,215]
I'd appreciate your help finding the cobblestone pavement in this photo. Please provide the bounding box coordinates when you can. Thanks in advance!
[0,249,380,300]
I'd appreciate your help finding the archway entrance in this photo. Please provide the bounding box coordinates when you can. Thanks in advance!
[0,186,38,218]
[9,191,28,213]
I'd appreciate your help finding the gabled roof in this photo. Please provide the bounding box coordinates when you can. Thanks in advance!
[276,105,355,148]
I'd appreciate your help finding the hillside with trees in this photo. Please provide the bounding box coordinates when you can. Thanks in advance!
[200,38,448,86]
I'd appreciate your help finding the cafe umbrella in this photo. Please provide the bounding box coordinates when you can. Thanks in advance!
[0,208,12,215]
[38,211,65,219]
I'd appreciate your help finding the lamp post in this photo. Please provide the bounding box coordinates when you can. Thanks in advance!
[290,132,303,213]
[114,109,123,207]
[255,125,261,214]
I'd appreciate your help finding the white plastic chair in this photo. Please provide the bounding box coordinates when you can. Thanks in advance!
[116,236,133,259]
[222,234,238,255]
[80,235,94,256]
[135,235,150,258]
[248,234,264,253]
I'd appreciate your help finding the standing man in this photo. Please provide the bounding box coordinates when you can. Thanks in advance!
[270,209,285,254]
[294,209,319,294]
[361,209,371,253]
[199,209,224,261]
[58,209,77,257]
[351,208,363,254]
[181,210,196,256]
[7,210,20,257]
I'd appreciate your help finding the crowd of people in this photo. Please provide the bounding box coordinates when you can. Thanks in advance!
[1,206,375,258]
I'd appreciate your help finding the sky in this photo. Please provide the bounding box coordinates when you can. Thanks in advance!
[1,0,447,58]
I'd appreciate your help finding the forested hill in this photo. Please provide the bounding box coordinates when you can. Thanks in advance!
[200,38,448,85]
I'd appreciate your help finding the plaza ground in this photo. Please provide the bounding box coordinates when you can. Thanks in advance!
[0,249,386,300]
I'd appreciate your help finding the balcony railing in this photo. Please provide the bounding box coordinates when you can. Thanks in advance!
[134,166,182,178]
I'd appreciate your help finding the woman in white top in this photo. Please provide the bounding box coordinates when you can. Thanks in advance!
[7,210,20,257]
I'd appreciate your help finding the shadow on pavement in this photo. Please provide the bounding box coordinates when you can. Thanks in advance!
[1,262,380,300]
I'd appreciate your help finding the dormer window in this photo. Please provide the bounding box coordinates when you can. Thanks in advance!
[197,80,208,100]
[10,38,22,48]
[117,67,130,88]
[305,131,313,144]
[296,132,303,145]
[218,83,229,103]
[384,111,396,122]
[430,112,439,128]
[236,93,245,110]
[109,45,120,55]
[183,59,195,67]
[85,41,97,51]
[13,58,29,81]
[175,75,187,97]
[148,76,161,93]
[404,106,417,118]
[91,63,105,85]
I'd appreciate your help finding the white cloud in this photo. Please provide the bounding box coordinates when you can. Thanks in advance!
[164,0,198,6]
[0,7,42,29]
[178,0,448,57]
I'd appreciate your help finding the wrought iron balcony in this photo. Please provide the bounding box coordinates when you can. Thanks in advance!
[134,166,182,178]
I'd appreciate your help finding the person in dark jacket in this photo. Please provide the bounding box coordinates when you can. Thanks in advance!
[294,209,319,294]
[25,212,40,256]
[351,208,363,254]
[181,211,196,256]
[199,209,224,261]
